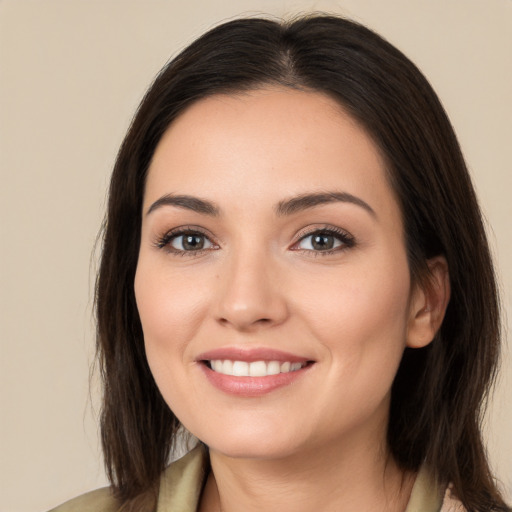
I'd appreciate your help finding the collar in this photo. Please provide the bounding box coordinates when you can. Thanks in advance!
[157,445,444,512]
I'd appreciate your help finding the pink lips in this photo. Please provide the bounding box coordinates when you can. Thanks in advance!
[196,347,313,397]
[197,347,309,363]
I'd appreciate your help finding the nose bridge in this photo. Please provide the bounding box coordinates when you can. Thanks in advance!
[215,241,288,330]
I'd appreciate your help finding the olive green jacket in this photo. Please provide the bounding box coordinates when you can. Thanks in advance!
[49,445,464,512]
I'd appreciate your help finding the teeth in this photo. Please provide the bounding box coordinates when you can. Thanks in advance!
[211,360,223,372]
[267,361,281,375]
[209,360,306,376]
[223,360,233,375]
[249,361,267,377]
[232,361,249,376]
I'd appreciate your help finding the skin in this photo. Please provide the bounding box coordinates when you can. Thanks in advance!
[134,88,449,512]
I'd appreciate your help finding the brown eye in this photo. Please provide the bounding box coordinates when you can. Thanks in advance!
[311,234,335,250]
[297,231,346,251]
[170,233,213,251]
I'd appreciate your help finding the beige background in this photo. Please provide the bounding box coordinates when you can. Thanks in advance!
[0,1,510,510]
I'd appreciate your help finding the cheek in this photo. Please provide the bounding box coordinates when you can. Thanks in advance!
[134,260,215,427]
[298,255,411,379]
[296,259,411,433]
[134,260,210,365]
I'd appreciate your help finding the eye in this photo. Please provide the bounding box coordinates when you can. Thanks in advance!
[171,233,213,251]
[155,228,217,254]
[293,228,354,253]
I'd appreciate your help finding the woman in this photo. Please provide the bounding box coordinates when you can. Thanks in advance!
[51,15,510,512]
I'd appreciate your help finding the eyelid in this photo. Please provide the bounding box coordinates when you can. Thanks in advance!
[290,225,355,253]
[152,224,354,256]
[153,225,219,254]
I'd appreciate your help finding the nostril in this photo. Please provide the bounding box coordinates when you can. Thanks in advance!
[217,316,273,330]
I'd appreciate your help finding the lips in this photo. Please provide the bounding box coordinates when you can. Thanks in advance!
[196,348,314,396]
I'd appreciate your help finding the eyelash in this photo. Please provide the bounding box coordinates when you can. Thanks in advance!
[292,226,355,256]
[154,225,355,256]
[154,226,217,256]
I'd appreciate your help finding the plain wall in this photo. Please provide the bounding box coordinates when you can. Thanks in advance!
[0,1,510,510]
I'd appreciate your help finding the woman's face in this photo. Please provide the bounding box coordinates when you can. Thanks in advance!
[135,88,423,460]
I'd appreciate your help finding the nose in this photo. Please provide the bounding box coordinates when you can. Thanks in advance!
[214,250,289,332]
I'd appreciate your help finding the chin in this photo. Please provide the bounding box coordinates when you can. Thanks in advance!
[192,423,307,460]
[207,441,300,460]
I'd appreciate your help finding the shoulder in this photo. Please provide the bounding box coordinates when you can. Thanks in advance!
[405,465,468,512]
[157,443,208,509]
[47,444,208,512]
[440,486,467,512]
[47,486,120,512]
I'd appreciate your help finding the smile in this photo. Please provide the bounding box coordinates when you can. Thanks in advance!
[208,360,306,377]
[197,348,314,396]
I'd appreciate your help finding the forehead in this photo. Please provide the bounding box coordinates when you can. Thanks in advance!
[145,88,400,225]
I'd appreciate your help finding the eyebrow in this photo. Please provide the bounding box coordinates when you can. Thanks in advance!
[146,191,376,218]
[275,191,376,218]
[146,194,220,216]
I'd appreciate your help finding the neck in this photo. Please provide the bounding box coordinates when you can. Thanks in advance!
[199,429,414,512]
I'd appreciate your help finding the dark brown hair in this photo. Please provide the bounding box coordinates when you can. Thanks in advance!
[95,15,509,511]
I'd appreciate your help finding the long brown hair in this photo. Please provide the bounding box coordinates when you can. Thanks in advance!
[95,15,509,511]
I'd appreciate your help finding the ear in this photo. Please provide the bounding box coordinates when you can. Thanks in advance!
[406,256,451,349]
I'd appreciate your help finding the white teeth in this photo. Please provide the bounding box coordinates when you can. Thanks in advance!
[211,360,223,372]
[267,361,281,375]
[209,359,306,376]
[232,361,249,376]
[222,360,233,375]
[249,361,267,377]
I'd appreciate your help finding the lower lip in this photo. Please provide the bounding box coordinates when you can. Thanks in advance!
[199,363,312,397]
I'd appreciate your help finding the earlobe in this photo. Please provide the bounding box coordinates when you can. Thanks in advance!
[406,256,451,349]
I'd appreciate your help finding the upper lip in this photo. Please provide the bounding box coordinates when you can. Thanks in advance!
[196,347,312,363]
